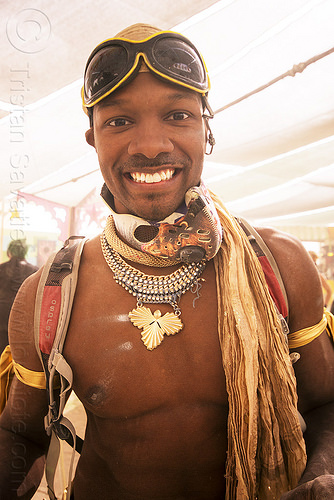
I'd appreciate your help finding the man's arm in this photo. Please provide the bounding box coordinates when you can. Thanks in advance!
[258,227,334,499]
[0,271,50,499]
[0,382,50,499]
[280,334,334,499]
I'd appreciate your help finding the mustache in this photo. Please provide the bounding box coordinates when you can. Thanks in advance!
[121,153,190,170]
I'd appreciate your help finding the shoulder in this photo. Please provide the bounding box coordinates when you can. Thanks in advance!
[79,234,105,270]
[8,237,101,370]
[9,268,44,370]
[8,235,100,371]
[255,225,308,269]
[0,260,11,272]
[26,262,39,273]
[82,234,102,255]
[0,261,8,276]
[254,225,323,332]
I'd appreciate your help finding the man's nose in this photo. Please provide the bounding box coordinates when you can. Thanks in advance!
[127,122,174,158]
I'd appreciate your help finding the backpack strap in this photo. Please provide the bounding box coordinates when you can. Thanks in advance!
[34,236,87,500]
[237,217,289,332]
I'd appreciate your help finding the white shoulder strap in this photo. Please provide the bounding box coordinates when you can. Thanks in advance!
[34,236,87,499]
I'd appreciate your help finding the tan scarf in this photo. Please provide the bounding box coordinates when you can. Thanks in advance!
[210,192,306,499]
[103,193,307,499]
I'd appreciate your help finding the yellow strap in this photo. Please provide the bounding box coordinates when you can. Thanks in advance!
[288,312,328,349]
[1,345,49,414]
[0,345,15,413]
[13,360,46,389]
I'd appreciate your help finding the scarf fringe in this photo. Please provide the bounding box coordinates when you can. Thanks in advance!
[211,192,306,500]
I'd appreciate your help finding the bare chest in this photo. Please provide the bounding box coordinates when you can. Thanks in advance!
[63,258,227,418]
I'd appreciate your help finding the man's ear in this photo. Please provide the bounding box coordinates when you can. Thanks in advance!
[85,128,95,148]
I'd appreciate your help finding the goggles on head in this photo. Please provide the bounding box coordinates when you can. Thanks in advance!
[82,31,210,109]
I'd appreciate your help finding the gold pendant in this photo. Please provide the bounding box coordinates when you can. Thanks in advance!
[129,306,183,350]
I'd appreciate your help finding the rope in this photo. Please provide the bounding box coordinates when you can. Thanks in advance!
[214,47,334,115]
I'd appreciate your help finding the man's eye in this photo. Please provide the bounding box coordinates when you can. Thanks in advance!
[167,112,190,121]
[108,118,131,127]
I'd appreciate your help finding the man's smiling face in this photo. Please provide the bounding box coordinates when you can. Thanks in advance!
[86,73,207,221]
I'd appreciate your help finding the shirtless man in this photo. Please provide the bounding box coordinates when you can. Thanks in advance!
[1,24,334,500]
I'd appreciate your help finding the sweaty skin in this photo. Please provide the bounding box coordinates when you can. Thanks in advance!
[65,243,227,499]
[1,73,334,499]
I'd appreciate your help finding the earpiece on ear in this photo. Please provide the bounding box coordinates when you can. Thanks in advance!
[206,131,216,155]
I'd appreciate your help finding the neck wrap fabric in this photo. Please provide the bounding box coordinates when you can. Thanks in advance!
[101,181,222,263]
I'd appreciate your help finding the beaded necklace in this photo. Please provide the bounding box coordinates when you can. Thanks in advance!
[100,228,206,350]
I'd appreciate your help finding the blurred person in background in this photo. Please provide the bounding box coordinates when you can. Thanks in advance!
[0,240,38,354]
[309,250,333,310]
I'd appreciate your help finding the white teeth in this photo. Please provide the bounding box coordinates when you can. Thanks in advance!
[130,169,175,184]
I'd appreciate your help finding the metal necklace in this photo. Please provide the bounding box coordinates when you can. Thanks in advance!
[101,232,206,350]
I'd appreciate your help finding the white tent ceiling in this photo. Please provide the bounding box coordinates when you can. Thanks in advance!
[1,0,333,239]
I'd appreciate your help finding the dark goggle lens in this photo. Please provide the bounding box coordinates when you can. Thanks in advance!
[152,38,206,87]
[84,34,209,106]
[84,45,129,103]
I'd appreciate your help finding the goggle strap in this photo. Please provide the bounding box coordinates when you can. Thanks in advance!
[202,95,214,119]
